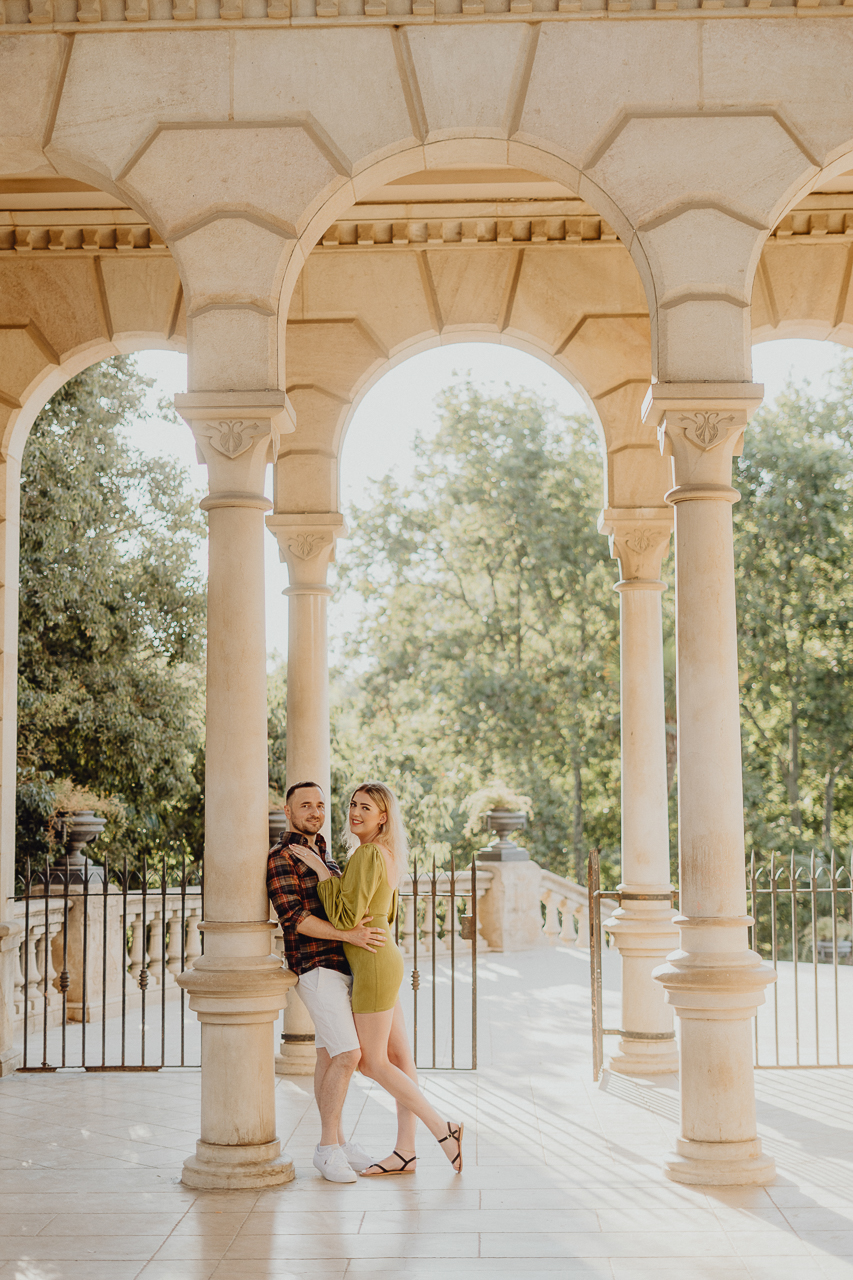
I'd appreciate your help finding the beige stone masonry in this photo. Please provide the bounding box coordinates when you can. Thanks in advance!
[598,507,678,1075]
[645,382,776,1185]
[266,512,346,847]
[3,0,853,25]
[175,391,295,1190]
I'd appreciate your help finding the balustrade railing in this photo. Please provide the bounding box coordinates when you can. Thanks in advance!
[13,856,203,1070]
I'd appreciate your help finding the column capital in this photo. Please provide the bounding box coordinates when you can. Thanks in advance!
[175,391,296,503]
[266,512,348,587]
[642,382,764,496]
[598,507,673,584]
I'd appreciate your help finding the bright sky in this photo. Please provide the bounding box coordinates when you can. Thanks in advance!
[129,337,852,661]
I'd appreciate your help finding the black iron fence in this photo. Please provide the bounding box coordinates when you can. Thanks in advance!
[395,855,478,1071]
[749,850,853,1068]
[14,856,203,1071]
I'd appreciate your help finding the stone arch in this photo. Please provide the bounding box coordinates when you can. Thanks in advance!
[282,137,656,334]
[750,154,853,352]
[280,214,668,520]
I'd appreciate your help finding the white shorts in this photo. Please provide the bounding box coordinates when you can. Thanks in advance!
[296,967,361,1059]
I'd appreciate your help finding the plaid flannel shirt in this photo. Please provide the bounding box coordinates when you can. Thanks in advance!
[266,831,350,977]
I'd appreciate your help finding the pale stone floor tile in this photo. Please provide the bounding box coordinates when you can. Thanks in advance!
[38,1214,183,1237]
[708,1201,794,1229]
[596,1207,719,1231]
[0,1217,56,1237]
[786,1208,853,1230]
[234,1210,364,1235]
[136,1263,219,1280]
[805,1233,853,1255]
[226,1232,480,1260]
[0,1237,166,1262]
[0,1261,145,1280]
[356,1208,599,1234]
[609,1263,749,1280]
[480,1231,738,1259]
[741,1260,830,1280]
[348,1265,613,1279]
[4,951,853,1274]
[171,1211,251,1234]
[210,1265,349,1280]
[725,1229,812,1256]
[0,1192,195,1215]
[150,1236,236,1261]
[817,1259,853,1279]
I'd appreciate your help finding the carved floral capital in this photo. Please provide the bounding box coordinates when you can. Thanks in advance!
[598,508,673,583]
[193,418,279,462]
[266,513,348,586]
[642,383,764,494]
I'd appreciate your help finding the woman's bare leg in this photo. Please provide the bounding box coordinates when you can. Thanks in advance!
[361,1002,419,1172]
[355,1007,461,1170]
[388,1002,418,1153]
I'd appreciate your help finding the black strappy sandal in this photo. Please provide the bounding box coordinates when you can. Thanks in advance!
[439,1121,464,1173]
[360,1150,417,1177]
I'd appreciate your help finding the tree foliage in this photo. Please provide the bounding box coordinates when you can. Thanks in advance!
[333,384,621,877]
[16,356,207,873]
[736,366,853,856]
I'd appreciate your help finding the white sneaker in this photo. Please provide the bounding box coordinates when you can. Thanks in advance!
[340,1140,375,1173]
[313,1144,358,1183]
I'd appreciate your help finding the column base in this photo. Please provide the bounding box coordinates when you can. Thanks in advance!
[608,1039,679,1076]
[665,1137,775,1186]
[0,1044,22,1077]
[182,1138,295,1190]
[275,1040,316,1076]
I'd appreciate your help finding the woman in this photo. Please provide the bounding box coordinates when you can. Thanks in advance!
[314,782,464,1176]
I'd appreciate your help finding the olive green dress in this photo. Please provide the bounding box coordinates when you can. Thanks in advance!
[317,843,404,1014]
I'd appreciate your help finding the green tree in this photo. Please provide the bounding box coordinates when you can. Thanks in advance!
[735,369,853,855]
[16,356,207,874]
[336,383,621,878]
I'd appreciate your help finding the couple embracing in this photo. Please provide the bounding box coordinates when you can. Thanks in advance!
[267,780,464,1183]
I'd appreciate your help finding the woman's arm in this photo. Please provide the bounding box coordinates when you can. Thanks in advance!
[317,845,384,932]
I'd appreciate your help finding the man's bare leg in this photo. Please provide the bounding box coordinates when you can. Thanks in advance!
[314,1046,360,1147]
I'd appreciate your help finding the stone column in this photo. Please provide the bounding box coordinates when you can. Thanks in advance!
[174,393,297,1190]
[645,383,775,1186]
[0,452,23,1074]
[265,514,346,846]
[597,508,679,1076]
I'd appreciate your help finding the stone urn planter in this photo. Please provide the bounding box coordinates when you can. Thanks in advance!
[477,809,529,862]
[52,810,108,885]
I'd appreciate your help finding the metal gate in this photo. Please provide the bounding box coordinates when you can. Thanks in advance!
[588,848,676,1080]
[14,850,478,1073]
[14,856,203,1071]
[396,854,478,1070]
[749,850,853,1069]
[588,848,853,1076]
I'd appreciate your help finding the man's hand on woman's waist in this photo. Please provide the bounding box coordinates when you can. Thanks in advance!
[296,912,387,953]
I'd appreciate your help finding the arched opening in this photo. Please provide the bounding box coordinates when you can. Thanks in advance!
[280,150,659,522]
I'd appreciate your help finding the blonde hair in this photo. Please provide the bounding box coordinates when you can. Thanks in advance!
[346,781,410,885]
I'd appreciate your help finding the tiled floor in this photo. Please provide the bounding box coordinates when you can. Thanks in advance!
[2,946,853,1279]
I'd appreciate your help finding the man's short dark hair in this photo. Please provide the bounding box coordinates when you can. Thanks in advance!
[285,781,325,804]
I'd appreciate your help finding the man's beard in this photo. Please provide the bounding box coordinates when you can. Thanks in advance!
[291,817,322,836]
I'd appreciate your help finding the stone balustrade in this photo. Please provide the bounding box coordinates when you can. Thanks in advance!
[12,888,203,1031]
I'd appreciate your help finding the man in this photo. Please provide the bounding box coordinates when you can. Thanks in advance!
[267,780,386,1183]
